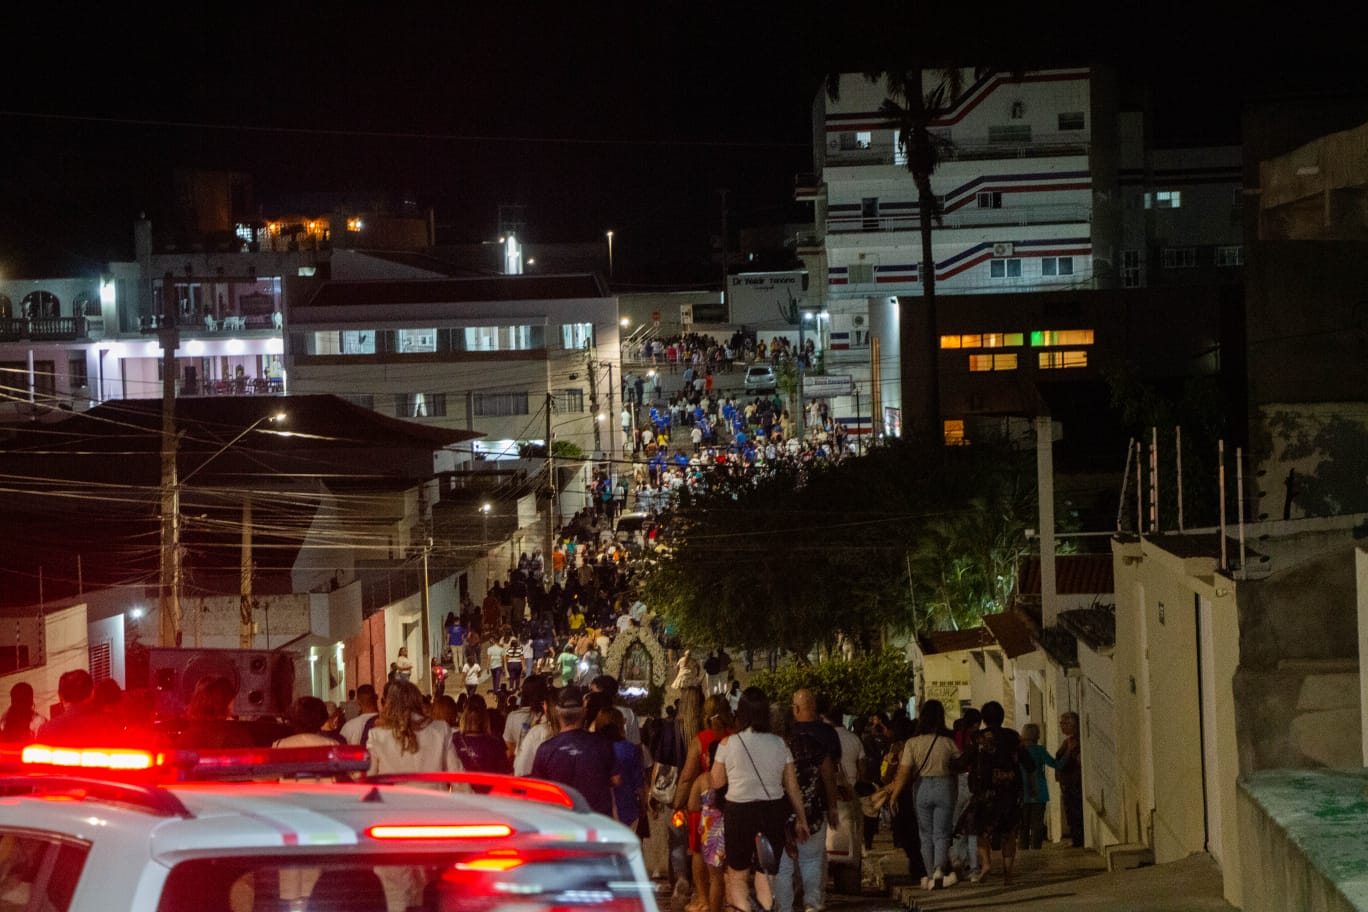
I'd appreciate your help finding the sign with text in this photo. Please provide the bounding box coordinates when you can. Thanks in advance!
[803,373,854,399]
[727,271,809,326]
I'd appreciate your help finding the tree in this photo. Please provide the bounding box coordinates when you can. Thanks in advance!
[748,648,916,716]
[640,434,1035,653]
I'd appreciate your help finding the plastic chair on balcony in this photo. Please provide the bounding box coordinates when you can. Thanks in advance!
[204,313,218,332]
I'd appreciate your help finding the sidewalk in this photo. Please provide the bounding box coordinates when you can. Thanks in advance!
[868,840,1234,911]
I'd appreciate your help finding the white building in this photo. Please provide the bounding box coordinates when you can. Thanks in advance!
[799,67,1242,435]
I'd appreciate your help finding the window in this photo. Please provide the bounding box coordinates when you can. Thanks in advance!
[941,333,1023,349]
[88,640,112,682]
[838,132,858,151]
[1039,351,1088,369]
[69,356,88,389]
[861,197,880,231]
[1121,249,1141,288]
[560,322,593,351]
[395,393,447,418]
[943,419,966,445]
[1031,330,1094,346]
[1041,256,1074,277]
[1147,190,1182,209]
[341,331,375,354]
[855,131,872,149]
[989,125,1032,144]
[848,263,876,284]
[1216,245,1244,267]
[893,129,907,166]
[1058,112,1086,131]
[555,388,585,412]
[0,832,90,912]
[397,329,437,352]
[1161,247,1198,269]
[977,191,1003,209]
[990,258,1022,278]
[969,353,1018,371]
[473,392,530,417]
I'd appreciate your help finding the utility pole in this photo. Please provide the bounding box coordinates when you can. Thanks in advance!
[419,537,432,693]
[606,362,615,467]
[719,189,729,318]
[157,272,182,648]
[587,350,601,457]
[239,495,253,648]
[545,392,556,561]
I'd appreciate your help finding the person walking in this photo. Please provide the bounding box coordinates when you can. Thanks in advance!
[461,655,483,697]
[882,700,961,891]
[775,690,841,912]
[365,680,461,781]
[532,685,619,818]
[451,694,512,773]
[961,701,1029,884]
[710,687,810,912]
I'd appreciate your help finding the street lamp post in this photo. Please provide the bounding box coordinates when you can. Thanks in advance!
[606,230,615,279]
[481,503,492,588]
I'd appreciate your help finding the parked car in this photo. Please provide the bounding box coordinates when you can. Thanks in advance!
[743,364,777,393]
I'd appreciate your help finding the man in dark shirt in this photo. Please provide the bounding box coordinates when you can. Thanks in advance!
[531,685,619,817]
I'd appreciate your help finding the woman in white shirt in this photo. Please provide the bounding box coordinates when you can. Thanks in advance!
[486,638,507,693]
[462,658,483,697]
[710,687,810,912]
[883,700,962,890]
[365,680,461,783]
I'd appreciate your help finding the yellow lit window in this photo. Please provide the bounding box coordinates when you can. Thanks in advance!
[993,353,1018,370]
[969,355,994,371]
[960,333,982,348]
[1039,350,1088,369]
[1031,330,1094,346]
[944,419,966,445]
[940,335,962,349]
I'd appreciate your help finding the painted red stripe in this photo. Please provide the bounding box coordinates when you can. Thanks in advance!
[876,275,918,283]
[944,182,1093,212]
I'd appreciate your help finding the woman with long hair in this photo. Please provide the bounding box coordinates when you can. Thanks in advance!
[674,694,736,912]
[0,682,45,744]
[452,695,512,773]
[365,679,461,781]
[709,687,809,912]
[882,700,961,891]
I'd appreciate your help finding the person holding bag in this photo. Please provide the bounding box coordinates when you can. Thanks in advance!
[880,701,961,891]
[710,687,810,912]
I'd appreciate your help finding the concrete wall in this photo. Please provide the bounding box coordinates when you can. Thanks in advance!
[0,605,90,723]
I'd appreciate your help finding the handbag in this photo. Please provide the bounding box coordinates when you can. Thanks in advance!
[651,762,681,806]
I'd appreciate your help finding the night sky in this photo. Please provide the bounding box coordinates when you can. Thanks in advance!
[1,4,1362,282]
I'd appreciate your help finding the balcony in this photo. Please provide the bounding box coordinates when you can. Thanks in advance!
[0,316,92,343]
[825,133,1090,169]
[139,309,282,336]
[828,202,1091,235]
[180,377,284,397]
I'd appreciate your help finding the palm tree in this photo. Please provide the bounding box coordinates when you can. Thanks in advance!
[826,68,965,438]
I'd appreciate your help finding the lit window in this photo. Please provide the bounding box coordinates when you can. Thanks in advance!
[1216,245,1244,267]
[994,353,1018,370]
[856,131,872,149]
[1041,256,1074,277]
[473,392,531,417]
[1031,330,1094,346]
[1039,351,1088,369]
[959,334,983,348]
[943,419,966,445]
[969,355,994,372]
[893,130,907,166]
[1153,190,1182,209]
[234,224,254,244]
[940,335,962,349]
[982,333,1024,348]
[1161,247,1197,269]
[1058,112,1086,131]
[990,259,1022,278]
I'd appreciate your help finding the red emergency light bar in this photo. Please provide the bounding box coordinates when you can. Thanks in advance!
[5,743,369,781]
[364,772,583,810]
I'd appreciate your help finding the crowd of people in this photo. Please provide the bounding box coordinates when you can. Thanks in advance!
[861,700,1084,892]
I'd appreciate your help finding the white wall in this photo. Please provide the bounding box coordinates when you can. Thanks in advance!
[0,605,90,722]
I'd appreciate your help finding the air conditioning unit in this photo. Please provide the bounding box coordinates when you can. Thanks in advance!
[993,242,1015,257]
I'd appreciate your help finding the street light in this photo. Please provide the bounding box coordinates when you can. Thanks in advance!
[481,503,492,587]
[160,411,287,648]
[606,230,615,279]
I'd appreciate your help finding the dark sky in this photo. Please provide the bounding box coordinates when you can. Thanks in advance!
[2,4,1363,281]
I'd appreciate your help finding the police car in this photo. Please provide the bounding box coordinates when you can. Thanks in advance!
[0,742,656,912]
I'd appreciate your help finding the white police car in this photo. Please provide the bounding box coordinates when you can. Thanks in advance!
[0,743,656,912]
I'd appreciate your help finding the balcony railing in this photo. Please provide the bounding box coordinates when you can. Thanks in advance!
[0,316,89,342]
[825,133,1089,167]
[828,203,1091,234]
[180,377,284,397]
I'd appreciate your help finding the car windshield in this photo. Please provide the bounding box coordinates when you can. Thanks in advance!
[156,851,645,912]
[747,368,769,376]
